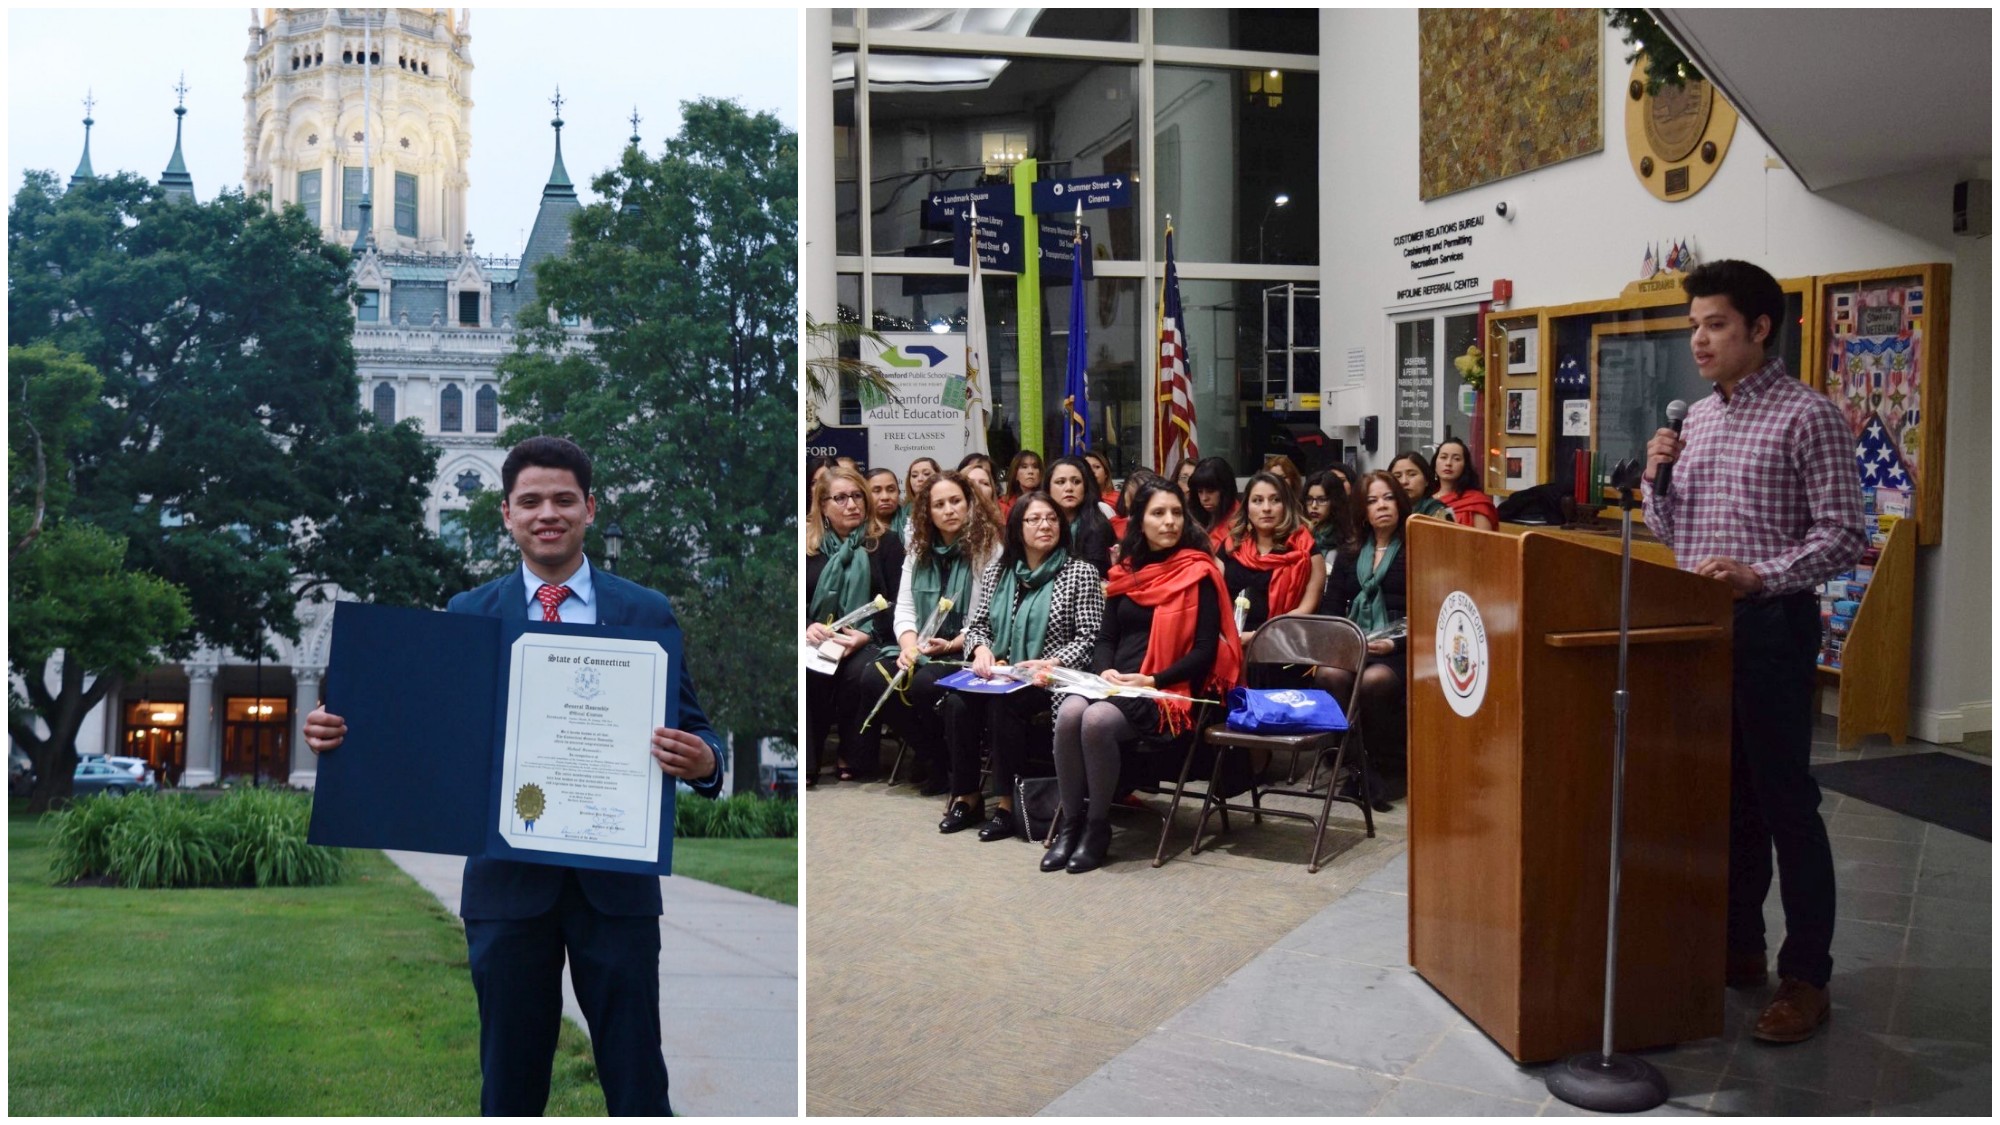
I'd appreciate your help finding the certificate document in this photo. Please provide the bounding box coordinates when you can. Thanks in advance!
[497,633,670,863]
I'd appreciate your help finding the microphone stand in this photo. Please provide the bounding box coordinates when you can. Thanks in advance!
[1546,458,1669,1113]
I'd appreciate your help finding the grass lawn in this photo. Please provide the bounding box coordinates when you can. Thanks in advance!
[7,809,607,1116]
[674,837,797,906]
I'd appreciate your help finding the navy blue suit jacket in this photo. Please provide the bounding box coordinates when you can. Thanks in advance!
[450,564,725,920]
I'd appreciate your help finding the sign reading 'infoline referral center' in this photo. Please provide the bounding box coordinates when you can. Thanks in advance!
[1391,212,1483,302]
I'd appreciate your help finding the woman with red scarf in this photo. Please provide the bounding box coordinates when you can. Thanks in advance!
[1433,437,1499,530]
[1222,471,1326,649]
[1044,479,1244,874]
[1186,456,1239,546]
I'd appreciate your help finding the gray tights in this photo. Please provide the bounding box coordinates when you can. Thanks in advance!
[1053,695,1137,824]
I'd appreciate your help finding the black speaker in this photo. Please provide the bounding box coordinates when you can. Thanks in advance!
[1360,415,1379,453]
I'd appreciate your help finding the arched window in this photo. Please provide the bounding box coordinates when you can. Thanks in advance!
[475,385,498,433]
[439,384,463,432]
[372,382,395,423]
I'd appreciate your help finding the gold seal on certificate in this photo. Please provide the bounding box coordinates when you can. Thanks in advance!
[513,783,546,830]
[497,634,671,862]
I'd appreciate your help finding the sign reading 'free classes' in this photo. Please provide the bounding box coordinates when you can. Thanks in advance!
[863,332,968,472]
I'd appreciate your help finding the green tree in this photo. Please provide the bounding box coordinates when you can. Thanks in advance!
[498,99,796,777]
[7,171,464,804]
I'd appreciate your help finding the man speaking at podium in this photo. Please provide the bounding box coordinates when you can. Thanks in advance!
[1642,261,1865,1045]
[304,436,723,1114]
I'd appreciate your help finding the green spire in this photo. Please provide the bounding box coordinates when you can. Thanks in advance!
[543,86,576,201]
[69,90,96,188]
[160,74,194,202]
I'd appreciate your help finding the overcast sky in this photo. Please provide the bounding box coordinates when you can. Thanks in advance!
[8,6,799,258]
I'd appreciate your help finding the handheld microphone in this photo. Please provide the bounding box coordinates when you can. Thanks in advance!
[1655,399,1689,495]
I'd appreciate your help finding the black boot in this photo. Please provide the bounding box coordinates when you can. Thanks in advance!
[1066,818,1112,873]
[1041,817,1082,871]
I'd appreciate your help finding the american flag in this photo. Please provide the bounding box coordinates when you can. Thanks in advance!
[1155,221,1196,476]
[1855,413,1910,491]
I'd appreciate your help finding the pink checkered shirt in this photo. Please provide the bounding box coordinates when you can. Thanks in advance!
[1642,358,1866,597]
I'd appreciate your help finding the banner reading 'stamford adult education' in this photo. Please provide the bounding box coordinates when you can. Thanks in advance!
[865,332,968,471]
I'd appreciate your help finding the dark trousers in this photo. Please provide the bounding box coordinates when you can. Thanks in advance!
[804,646,888,778]
[464,872,670,1116]
[942,686,1052,797]
[1726,592,1835,988]
[874,657,955,782]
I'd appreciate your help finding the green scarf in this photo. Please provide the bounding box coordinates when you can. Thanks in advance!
[889,504,909,538]
[1349,536,1402,633]
[1312,522,1344,556]
[909,537,973,639]
[810,523,875,629]
[1414,496,1451,519]
[988,549,1067,663]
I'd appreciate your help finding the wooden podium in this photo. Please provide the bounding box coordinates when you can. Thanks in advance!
[1405,516,1733,1062]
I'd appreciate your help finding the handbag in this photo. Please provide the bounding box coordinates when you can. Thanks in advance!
[1013,775,1062,842]
[1224,686,1348,734]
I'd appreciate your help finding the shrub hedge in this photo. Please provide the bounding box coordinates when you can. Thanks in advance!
[46,789,346,889]
[674,794,796,839]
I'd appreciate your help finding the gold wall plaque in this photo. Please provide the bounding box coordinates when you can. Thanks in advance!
[1624,56,1737,202]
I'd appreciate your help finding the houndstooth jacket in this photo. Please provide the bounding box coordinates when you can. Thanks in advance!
[962,555,1104,670]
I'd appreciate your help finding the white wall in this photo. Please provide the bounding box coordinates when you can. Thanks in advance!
[1317,9,1990,738]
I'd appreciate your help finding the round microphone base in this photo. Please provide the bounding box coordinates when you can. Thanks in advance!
[1545,1051,1670,1114]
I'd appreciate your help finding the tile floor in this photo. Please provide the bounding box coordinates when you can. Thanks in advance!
[1044,728,1990,1116]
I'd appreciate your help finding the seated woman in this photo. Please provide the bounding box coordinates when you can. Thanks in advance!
[1045,455,1116,575]
[1314,470,1411,811]
[1082,450,1120,517]
[804,466,904,785]
[1432,437,1498,530]
[877,470,1001,798]
[1047,479,1243,874]
[942,493,1105,839]
[1222,471,1326,652]
[1110,468,1159,544]
[897,457,941,542]
[1389,450,1454,521]
[1173,457,1199,496]
[1260,454,1305,507]
[1304,468,1359,560]
[961,461,1000,511]
[1000,449,1044,521]
[866,467,904,538]
[1185,456,1240,547]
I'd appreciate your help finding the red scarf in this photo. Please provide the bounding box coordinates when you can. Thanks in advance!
[1439,487,1499,527]
[1205,501,1239,548]
[1104,547,1244,734]
[1109,514,1129,540]
[1229,525,1317,618]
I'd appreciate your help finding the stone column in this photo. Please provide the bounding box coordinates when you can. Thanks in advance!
[290,667,324,788]
[182,663,220,787]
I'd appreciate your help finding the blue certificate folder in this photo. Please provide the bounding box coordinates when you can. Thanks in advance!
[307,601,680,876]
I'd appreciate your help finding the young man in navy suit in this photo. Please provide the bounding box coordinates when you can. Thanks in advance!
[306,436,723,1115]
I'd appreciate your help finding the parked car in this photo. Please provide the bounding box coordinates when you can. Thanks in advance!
[104,756,153,782]
[72,760,156,797]
[761,764,798,800]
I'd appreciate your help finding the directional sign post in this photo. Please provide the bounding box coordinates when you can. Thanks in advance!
[951,212,1024,274]
[922,185,1007,231]
[1037,221,1094,281]
[1029,174,1134,214]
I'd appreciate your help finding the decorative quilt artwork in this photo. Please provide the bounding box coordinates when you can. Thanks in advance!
[1827,283,1923,495]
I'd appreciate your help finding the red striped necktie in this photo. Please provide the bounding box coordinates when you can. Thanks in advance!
[535,584,573,622]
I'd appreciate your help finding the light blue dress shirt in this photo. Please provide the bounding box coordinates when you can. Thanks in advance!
[520,558,597,624]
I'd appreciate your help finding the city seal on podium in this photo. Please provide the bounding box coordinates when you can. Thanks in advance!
[514,782,547,832]
[1434,590,1489,718]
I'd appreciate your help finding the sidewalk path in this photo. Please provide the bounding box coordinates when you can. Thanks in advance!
[385,850,797,1117]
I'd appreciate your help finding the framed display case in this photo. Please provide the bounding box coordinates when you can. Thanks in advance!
[1809,264,1951,545]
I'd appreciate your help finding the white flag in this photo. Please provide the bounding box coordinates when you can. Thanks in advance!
[963,201,991,456]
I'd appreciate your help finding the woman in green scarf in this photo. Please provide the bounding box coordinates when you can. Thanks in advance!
[805,466,903,786]
[1390,450,1455,522]
[940,493,1105,840]
[1314,470,1412,811]
[874,470,1001,799]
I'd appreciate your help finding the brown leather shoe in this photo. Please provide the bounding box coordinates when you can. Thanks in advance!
[1726,950,1769,990]
[1753,978,1830,1043]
